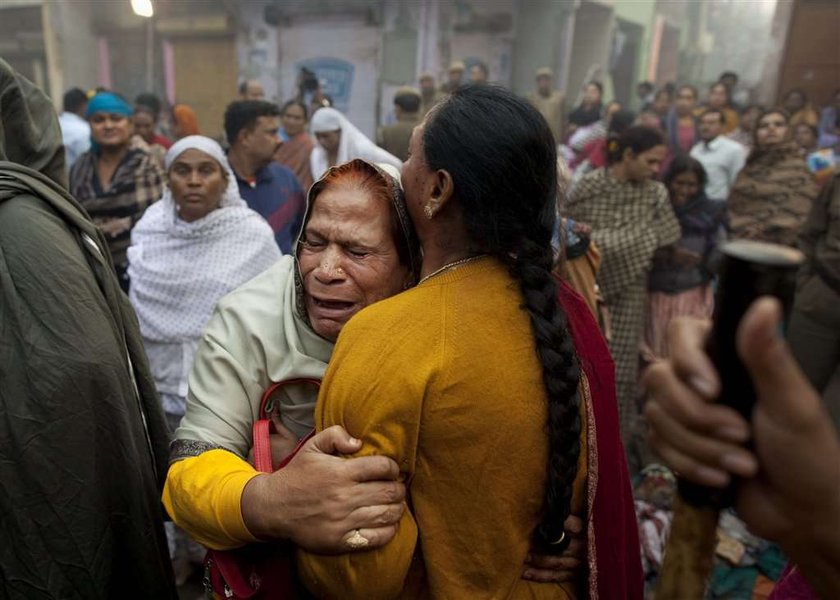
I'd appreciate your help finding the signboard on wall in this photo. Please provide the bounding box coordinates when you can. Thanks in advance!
[295,57,355,115]
[278,19,379,138]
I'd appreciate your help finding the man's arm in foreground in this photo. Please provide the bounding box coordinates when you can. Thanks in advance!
[644,299,840,598]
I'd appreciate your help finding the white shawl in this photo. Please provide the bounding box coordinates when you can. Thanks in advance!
[309,107,402,180]
[128,136,281,397]
[174,257,334,452]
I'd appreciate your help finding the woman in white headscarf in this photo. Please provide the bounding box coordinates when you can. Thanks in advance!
[128,134,280,581]
[128,135,281,433]
[309,107,402,179]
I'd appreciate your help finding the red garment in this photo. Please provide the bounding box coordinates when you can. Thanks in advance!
[676,121,696,153]
[769,564,818,599]
[558,279,644,599]
[152,133,172,150]
[173,104,200,137]
[570,138,607,171]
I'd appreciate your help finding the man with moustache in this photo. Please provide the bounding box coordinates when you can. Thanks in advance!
[225,100,305,253]
[690,108,747,202]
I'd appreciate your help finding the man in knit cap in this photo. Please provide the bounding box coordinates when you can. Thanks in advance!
[527,67,566,143]
[419,71,444,116]
[377,86,422,161]
[441,60,465,94]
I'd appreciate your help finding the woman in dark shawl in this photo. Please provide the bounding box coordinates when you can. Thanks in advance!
[0,58,176,599]
[727,108,819,248]
[567,81,604,132]
[646,155,723,358]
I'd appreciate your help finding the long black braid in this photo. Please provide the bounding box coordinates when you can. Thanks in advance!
[423,85,581,552]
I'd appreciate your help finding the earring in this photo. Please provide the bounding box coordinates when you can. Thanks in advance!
[424,204,434,219]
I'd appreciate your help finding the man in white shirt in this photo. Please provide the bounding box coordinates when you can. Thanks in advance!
[57,88,90,168]
[690,108,747,202]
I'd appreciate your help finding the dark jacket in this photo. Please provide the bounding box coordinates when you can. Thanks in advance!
[0,58,176,600]
[799,174,840,294]
[235,161,305,254]
[649,194,724,294]
[376,114,420,162]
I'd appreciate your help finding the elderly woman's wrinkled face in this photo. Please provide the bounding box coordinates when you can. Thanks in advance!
[298,186,410,341]
[90,112,133,149]
[755,112,789,148]
[167,148,227,223]
[315,130,341,154]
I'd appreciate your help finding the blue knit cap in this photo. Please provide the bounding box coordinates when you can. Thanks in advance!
[86,92,133,118]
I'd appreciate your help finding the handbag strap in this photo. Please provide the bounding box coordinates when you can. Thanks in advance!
[252,420,274,474]
[259,377,321,419]
[251,378,321,473]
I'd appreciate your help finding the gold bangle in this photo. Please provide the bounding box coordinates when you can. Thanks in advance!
[550,531,566,546]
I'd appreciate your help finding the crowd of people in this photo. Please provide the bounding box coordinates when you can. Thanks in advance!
[545,70,836,473]
[2,50,839,599]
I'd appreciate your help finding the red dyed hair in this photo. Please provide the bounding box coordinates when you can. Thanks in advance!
[311,160,415,274]
[318,160,391,207]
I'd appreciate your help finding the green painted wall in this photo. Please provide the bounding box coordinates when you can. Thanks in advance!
[510,0,566,95]
[612,0,656,96]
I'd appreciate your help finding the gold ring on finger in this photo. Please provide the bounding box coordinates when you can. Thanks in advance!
[346,529,370,549]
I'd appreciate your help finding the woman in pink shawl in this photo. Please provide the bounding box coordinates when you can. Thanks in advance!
[275,100,315,191]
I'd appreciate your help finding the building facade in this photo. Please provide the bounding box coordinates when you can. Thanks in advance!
[2,0,835,140]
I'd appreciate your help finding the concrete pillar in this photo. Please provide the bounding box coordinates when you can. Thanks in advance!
[416,0,440,79]
[42,0,99,106]
[510,0,566,94]
[757,0,795,104]
[41,1,61,106]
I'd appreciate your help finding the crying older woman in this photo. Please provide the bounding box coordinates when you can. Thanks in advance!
[161,156,588,592]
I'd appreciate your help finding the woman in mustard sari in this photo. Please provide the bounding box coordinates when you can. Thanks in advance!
[297,85,642,598]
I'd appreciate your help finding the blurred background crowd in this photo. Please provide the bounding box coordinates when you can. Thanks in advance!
[2,1,838,598]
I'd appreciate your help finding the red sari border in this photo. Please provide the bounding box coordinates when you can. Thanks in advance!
[581,372,600,600]
[558,278,644,600]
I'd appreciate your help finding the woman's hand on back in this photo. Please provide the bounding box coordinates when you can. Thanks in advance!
[241,425,407,554]
[522,514,585,583]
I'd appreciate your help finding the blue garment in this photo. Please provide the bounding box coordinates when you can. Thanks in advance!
[818,106,839,150]
[86,92,133,117]
[235,162,305,254]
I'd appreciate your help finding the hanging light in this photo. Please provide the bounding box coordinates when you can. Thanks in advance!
[131,0,154,18]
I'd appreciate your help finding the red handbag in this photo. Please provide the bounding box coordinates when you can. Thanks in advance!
[203,378,320,599]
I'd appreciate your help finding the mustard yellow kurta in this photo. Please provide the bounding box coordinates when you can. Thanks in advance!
[297,258,587,600]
